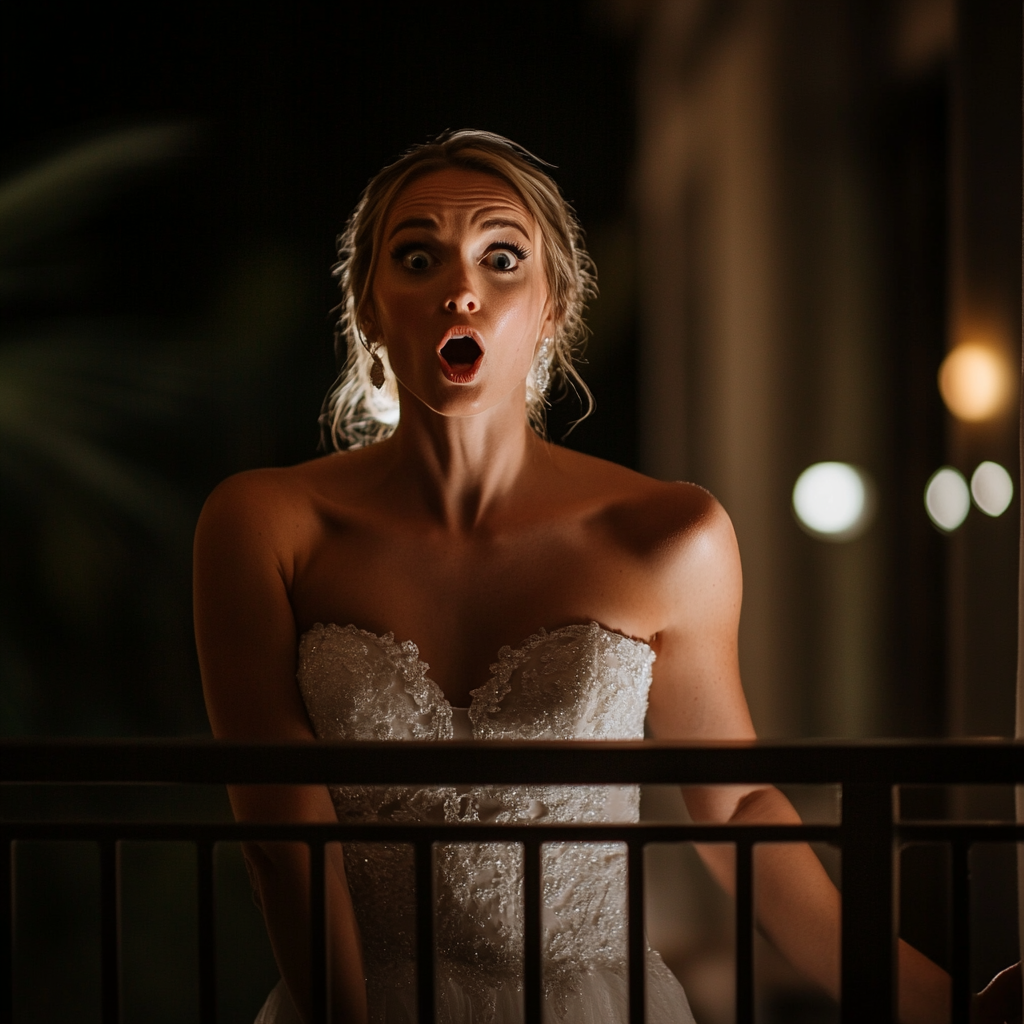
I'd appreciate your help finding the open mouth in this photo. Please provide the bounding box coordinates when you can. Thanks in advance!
[438,333,484,383]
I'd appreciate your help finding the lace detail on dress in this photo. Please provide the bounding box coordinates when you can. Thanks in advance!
[299,624,453,741]
[296,622,657,1024]
[469,622,655,741]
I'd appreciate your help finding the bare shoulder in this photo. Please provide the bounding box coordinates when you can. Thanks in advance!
[201,456,325,516]
[194,453,366,584]
[552,446,737,569]
[197,453,354,535]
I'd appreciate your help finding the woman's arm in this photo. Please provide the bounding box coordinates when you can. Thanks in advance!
[645,496,949,1024]
[194,471,367,1024]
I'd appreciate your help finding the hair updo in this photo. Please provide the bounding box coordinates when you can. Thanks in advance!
[321,130,597,450]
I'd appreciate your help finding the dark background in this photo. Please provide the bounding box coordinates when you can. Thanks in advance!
[1,2,1020,1021]
[0,1,641,740]
[1,5,648,1021]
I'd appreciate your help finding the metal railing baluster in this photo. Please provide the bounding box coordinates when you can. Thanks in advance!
[196,840,216,1024]
[0,740,1021,1023]
[523,840,542,1024]
[734,839,754,1024]
[950,840,971,1023]
[415,840,436,1024]
[308,841,327,1024]
[99,839,120,1024]
[1,838,12,1024]
[627,840,646,1024]
[840,782,896,1023]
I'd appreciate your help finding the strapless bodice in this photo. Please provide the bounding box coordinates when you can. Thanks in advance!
[294,622,690,1024]
[298,620,655,743]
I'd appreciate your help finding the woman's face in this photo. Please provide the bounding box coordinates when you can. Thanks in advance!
[365,166,553,422]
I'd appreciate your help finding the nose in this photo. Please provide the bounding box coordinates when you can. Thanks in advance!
[443,263,479,314]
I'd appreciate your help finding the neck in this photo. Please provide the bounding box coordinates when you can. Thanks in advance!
[381,387,542,532]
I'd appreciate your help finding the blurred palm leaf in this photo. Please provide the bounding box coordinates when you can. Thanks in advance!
[0,336,201,538]
[0,121,309,736]
[0,124,193,260]
[0,124,201,539]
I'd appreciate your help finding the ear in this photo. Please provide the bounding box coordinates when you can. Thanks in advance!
[538,298,557,347]
[358,302,380,345]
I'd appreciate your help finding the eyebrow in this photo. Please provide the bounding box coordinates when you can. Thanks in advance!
[477,216,531,236]
[386,213,533,242]
[387,217,438,241]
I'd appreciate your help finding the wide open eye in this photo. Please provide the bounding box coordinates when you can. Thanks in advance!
[400,249,433,271]
[482,248,522,272]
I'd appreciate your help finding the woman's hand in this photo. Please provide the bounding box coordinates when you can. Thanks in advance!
[972,962,1022,1024]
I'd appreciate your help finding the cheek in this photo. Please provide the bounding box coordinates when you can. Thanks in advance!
[490,307,542,370]
[373,282,421,337]
[492,279,547,330]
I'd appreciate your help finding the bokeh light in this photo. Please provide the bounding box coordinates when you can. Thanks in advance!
[924,467,970,531]
[938,342,1012,422]
[792,462,874,541]
[970,461,1014,516]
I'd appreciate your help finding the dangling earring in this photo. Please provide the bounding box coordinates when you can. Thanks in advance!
[362,332,386,389]
[369,348,386,390]
[531,336,553,396]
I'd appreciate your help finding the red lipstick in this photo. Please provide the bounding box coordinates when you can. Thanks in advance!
[437,328,485,383]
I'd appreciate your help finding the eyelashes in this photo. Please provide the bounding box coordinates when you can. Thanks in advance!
[392,244,433,271]
[391,242,431,261]
[389,240,532,270]
[488,240,530,260]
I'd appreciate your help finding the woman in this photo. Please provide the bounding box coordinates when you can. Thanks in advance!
[195,130,953,1023]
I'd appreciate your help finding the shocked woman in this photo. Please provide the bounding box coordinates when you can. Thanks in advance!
[194,130,953,1023]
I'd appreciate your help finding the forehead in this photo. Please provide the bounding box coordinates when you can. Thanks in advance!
[384,166,535,237]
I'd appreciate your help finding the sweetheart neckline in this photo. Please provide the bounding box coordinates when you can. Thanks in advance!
[299,620,655,715]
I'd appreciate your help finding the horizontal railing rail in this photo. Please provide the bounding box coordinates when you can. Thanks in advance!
[2,739,1022,1024]
[3,736,1023,784]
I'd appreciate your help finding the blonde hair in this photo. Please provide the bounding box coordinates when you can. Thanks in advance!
[321,130,597,449]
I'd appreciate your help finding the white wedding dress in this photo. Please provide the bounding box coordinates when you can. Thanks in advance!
[255,621,695,1024]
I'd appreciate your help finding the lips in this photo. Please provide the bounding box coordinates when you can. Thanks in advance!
[437,329,484,383]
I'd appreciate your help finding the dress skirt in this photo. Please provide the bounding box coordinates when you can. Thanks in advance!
[254,949,695,1023]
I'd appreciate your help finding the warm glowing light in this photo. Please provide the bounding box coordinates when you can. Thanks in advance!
[938,343,1011,422]
[924,467,969,531]
[970,461,1014,517]
[792,462,874,541]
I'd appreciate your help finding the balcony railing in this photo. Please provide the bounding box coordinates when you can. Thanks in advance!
[1,738,1022,1024]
